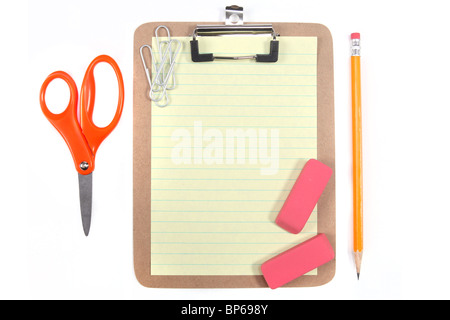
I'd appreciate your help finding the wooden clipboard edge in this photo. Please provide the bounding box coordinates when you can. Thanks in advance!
[133,22,335,288]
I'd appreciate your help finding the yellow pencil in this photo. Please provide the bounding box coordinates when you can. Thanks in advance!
[351,33,363,280]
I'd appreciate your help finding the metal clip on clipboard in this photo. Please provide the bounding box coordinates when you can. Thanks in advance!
[190,5,279,63]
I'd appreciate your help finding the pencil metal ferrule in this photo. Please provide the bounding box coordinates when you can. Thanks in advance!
[351,39,361,56]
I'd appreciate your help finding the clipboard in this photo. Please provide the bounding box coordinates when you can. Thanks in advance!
[133,9,335,288]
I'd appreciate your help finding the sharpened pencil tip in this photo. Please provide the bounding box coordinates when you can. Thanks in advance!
[354,251,363,281]
[83,223,90,237]
[83,224,90,237]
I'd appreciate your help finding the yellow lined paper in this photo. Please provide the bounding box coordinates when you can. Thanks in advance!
[150,36,318,275]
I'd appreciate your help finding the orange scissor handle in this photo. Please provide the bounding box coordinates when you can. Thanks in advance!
[40,71,95,175]
[80,55,125,157]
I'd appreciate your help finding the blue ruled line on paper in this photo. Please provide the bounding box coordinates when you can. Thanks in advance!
[151,242,295,245]
[151,264,262,266]
[151,231,317,234]
[151,199,286,202]
[151,252,280,255]
[169,93,316,97]
[151,210,316,213]
[151,178,297,181]
[152,115,317,118]
[151,189,291,192]
[152,136,317,138]
[158,104,317,108]
[151,221,317,224]
[150,167,304,170]
[176,72,316,76]
[151,147,315,150]
[174,82,317,86]
[152,210,279,213]
[152,157,312,161]
[152,125,317,128]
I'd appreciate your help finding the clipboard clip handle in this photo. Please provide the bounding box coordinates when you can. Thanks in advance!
[190,6,279,63]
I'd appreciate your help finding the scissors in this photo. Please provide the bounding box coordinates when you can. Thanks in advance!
[40,55,124,236]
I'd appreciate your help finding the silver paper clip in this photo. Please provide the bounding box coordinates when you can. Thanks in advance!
[140,26,182,107]
[155,26,176,90]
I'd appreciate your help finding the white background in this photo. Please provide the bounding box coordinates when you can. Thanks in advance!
[1,0,449,300]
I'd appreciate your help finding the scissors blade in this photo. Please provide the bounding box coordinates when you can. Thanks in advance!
[78,173,93,237]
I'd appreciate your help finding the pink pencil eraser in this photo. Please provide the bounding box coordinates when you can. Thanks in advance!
[351,33,360,40]
[261,234,335,289]
[276,159,332,234]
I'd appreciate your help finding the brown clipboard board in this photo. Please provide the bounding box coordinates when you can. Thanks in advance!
[133,21,335,288]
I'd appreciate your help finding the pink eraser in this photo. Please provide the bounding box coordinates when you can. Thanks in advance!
[351,33,360,40]
[261,234,335,289]
[276,159,332,234]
